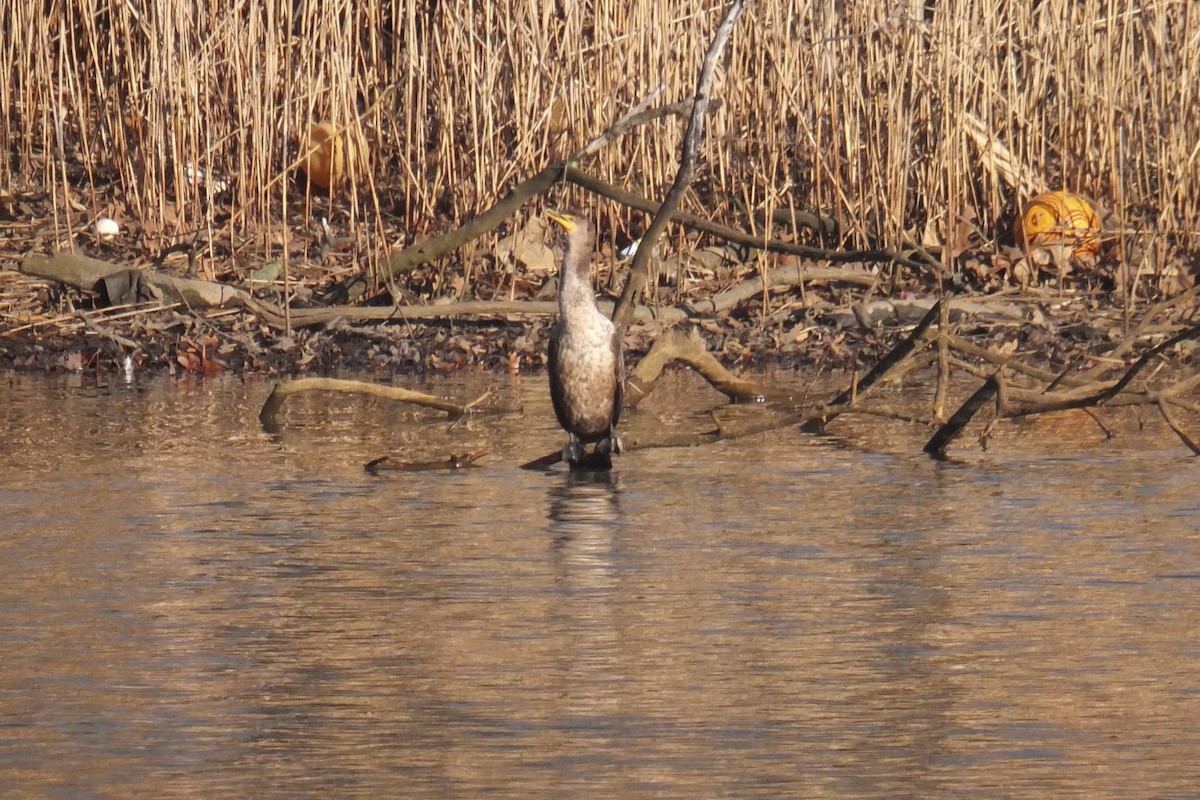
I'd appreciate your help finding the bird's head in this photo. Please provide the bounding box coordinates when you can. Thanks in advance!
[547,209,595,277]
[549,208,595,242]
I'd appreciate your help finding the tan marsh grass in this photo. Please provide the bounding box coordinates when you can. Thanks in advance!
[2,0,1197,288]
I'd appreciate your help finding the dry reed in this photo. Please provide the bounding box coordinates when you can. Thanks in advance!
[2,0,1196,292]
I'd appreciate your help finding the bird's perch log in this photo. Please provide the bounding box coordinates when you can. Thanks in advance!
[624,327,765,407]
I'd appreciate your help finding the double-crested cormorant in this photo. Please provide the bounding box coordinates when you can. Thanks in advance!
[546,210,623,468]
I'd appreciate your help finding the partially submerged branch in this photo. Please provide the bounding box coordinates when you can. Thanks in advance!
[921,321,1200,455]
[365,449,489,473]
[259,377,480,432]
[625,326,765,407]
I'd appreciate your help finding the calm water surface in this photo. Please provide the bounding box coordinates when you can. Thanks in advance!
[1,372,1197,798]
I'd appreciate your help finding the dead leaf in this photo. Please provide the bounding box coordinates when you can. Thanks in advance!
[496,216,557,274]
[1012,258,1033,288]
[946,207,979,258]
[921,215,943,249]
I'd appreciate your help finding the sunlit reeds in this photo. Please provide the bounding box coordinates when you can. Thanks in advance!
[1,0,1195,287]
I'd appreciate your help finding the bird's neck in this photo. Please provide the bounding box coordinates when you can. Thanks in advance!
[559,251,599,320]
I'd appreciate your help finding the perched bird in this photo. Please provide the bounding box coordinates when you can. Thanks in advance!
[546,210,623,468]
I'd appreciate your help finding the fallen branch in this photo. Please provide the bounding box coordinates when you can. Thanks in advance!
[1158,400,1200,455]
[620,397,935,452]
[380,164,563,284]
[924,376,1000,457]
[686,262,878,315]
[241,295,689,329]
[921,321,1200,455]
[803,299,944,432]
[242,264,881,331]
[566,167,919,271]
[18,251,247,308]
[258,377,480,432]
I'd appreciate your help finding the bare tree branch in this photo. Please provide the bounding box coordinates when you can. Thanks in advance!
[611,0,748,327]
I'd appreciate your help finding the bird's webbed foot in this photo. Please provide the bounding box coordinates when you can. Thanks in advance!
[596,431,623,456]
[561,436,587,466]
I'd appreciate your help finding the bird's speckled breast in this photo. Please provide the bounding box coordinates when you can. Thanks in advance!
[552,308,619,439]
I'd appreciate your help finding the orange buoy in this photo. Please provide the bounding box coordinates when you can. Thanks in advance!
[300,121,367,191]
[1014,191,1101,258]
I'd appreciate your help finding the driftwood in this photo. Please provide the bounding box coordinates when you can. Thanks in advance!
[19,251,247,308]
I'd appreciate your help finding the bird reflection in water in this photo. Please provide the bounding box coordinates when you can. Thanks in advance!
[548,470,622,588]
[549,469,620,533]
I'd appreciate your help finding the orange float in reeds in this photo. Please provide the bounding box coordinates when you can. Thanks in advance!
[1014,191,1101,258]
[300,121,367,191]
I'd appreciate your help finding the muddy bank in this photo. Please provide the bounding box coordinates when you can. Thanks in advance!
[1,253,1159,382]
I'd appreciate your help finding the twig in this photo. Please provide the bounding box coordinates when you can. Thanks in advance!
[1156,401,1200,455]
[577,88,669,157]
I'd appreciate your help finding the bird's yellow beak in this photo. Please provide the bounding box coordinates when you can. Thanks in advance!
[547,210,577,232]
